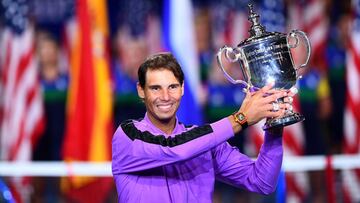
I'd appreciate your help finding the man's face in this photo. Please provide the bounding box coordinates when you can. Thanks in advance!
[137,68,183,124]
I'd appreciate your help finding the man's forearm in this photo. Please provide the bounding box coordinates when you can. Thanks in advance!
[228,115,245,134]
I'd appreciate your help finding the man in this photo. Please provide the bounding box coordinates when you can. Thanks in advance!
[112,52,292,202]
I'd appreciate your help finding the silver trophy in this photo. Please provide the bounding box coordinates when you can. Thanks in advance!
[217,4,311,130]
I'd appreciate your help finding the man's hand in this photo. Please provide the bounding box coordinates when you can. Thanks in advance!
[238,83,289,126]
[264,86,298,135]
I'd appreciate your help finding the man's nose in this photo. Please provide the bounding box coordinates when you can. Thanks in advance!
[160,89,170,100]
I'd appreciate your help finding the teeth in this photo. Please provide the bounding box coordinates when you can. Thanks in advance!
[158,104,172,110]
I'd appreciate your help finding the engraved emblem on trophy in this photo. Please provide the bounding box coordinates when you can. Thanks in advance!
[217,4,311,130]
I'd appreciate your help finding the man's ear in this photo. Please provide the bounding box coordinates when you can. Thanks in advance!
[181,82,184,96]
[137,82,145,99]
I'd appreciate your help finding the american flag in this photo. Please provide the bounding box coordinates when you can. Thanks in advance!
[211,0,250,49]
[303,0,329,71]
[0,0,44,202]
[342,0,360,202]
[284,1,309,201]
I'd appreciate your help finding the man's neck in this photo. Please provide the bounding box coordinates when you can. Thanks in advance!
[147,115,176,135]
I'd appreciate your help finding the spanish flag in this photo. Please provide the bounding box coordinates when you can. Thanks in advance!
[61,0,113,202]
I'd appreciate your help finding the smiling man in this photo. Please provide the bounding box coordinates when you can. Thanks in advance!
[137,63,184,134]
[112,52,292,203]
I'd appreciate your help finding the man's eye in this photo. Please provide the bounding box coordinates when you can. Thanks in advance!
[169,85,179,90]
[150,87,159,91]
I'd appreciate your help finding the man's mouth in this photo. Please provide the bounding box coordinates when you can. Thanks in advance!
[157,103,173,111]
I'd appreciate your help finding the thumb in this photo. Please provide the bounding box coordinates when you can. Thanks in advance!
[242,90,252,103]
[239,91,251,112]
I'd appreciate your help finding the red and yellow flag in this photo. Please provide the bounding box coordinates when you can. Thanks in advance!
[62,0,113,202]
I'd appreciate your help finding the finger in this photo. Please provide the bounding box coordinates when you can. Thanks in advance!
[286,104,293,112]
[259,82,275,93]
[266,109,286,118]
[283,96,294,104]
[265,103,288,112]
[251,89,268,99]
[254,88,284,100]
[239,91,252,111]
[287,87,298,97]
[261,87,288,97]
[264,103,275,111]
[243,90,252,102]
[262,92,288,104]
[272,102,280,111]
[263,88,283,95]
[278,103,288,110]
[261,103,277,112]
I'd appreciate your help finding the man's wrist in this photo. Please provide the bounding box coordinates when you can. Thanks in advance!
[232,112,248,130]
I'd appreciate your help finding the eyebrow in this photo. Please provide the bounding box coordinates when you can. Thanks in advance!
[147,83,180,88]
[148,85,161,89]
[169,84,181,87]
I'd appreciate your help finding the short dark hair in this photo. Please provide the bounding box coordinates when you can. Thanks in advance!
[138,52,184,88]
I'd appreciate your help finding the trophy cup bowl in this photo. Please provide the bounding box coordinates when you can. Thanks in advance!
[217,4,311,130]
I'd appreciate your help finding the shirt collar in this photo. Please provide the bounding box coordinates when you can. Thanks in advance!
[142,113,183,137]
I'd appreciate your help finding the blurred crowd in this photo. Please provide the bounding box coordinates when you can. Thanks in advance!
[0,0,356,202]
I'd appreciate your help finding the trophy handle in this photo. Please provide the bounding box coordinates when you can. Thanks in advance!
[287,30,311,73]
[216,45,248,87]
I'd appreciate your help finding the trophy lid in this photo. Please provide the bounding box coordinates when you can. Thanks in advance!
[237,4,284,47]
[247,4,266,37]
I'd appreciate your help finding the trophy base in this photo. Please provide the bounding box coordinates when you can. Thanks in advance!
[263,112,305,130]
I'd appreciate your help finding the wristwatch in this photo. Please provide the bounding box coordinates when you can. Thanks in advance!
[233,112,248,130]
